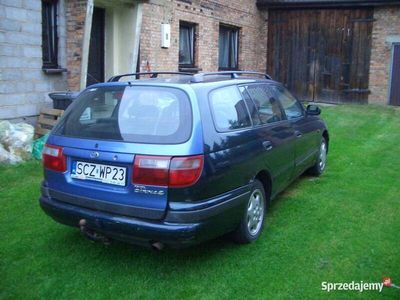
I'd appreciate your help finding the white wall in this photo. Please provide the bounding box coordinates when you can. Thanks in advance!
[99,1,142,80]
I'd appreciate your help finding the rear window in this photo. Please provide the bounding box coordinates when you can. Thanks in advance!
[55,86,192,144]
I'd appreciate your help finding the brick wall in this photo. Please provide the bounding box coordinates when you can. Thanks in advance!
[369,6,400,104]
[65,0,89,91]
[139,0,268,73]
[0,0,68,120]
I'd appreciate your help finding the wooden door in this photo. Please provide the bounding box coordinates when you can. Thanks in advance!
[87,7,105,86]
[389,44,400,106]
[267,9,373,103]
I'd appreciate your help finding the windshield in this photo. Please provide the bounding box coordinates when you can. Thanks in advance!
[55,86,192,144]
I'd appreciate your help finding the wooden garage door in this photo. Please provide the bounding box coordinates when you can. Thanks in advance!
[267,9,374,103]
[389,44,400,106]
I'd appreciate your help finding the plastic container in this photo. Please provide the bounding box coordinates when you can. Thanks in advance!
[49,91,79,110]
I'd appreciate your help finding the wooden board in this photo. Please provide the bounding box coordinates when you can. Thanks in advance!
[267,8,374,103]
[34,107,64,138]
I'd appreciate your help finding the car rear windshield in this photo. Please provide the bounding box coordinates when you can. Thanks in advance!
[54,85,192,144]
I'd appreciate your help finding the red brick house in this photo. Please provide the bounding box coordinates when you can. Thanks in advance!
[137,0,400,105]
[1,0,399,120]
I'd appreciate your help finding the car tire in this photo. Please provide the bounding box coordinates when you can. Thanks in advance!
[232,179,267,244]
[308,137,327,176]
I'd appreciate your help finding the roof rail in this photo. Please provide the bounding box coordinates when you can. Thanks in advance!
[191,71,272,83]
[107,71,194,82]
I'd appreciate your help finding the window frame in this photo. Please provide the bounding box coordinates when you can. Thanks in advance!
[218,24,239,71]
[238,86,262,126]
[178,21,196,68]
[42,0,59,70]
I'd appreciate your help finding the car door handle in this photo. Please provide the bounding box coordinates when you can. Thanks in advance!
[294,130,303,138]
[262,140,273,151]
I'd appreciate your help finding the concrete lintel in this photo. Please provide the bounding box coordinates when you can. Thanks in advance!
[386,36,400,45]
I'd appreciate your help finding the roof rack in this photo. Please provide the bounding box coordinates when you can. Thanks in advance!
[107,71,194,82]
[190,71,272,83]
[107,71,273,83]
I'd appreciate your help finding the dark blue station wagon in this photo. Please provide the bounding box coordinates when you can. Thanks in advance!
[39,71,329,249]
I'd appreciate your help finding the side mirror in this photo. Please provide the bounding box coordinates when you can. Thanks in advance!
[306,104,321,116]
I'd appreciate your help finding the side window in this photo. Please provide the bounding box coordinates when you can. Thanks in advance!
[245,84,284,124]
[272,85,304,120]
[238,86,261,126]
[209,86,251,131]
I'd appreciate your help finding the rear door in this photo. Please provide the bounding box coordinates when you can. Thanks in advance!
[46,85,195,220]
[241,84,296,194]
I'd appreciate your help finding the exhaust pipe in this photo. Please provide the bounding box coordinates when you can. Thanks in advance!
[151,241,164,251]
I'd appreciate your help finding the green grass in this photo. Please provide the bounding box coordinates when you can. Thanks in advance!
[1,105,400,299]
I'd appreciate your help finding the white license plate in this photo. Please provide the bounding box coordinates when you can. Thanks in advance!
[71,161,126,186]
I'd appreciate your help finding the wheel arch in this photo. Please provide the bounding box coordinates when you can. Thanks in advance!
[322,130,329,153]
[254,170,272,202]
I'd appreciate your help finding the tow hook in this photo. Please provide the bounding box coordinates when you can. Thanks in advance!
[150,241,164,251]
[79,219,111,246]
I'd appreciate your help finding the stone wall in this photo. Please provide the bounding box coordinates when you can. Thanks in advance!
[0,0,68,120]
[139,0,268,73]
[369,6,400,104]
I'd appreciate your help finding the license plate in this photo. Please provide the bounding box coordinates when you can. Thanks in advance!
[71,161,127,186]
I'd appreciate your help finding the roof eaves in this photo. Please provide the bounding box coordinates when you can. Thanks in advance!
[257,0,400,9]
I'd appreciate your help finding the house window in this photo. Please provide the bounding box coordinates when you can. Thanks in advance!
[42,0,58,69]
[179,22,195,68]
[219,25,239,70]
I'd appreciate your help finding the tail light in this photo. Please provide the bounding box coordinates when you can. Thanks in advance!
[133,156,171,186]
[43,144,67,172]
[169,155,204,187]
[132,155,203,188]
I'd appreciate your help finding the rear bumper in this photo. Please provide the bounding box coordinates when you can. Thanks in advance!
[39,185,249,248]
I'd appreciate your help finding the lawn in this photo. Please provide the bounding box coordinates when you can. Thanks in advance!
[1,105,399,299]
